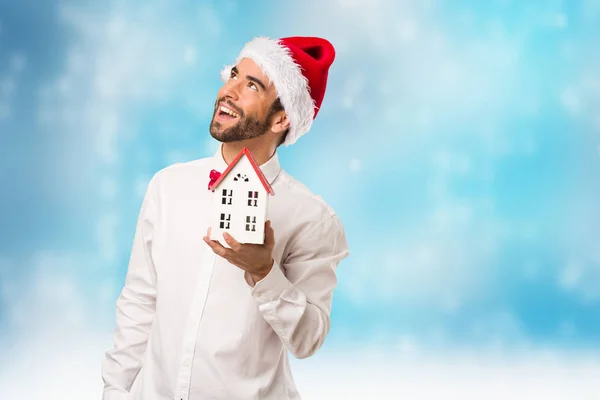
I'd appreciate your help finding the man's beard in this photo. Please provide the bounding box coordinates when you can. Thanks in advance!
[210,100,271,143]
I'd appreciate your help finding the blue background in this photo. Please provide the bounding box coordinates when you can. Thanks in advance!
[1,0,600,398]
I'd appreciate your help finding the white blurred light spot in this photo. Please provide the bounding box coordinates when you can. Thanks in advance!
[397,19,418,43]
[0,101,14,122]
[558,321,576,337]
[337,0,361,8]
[432,150,471,174]
[1,281,17,301]
[0,257,9,273]
[341,273,366,303]
[222,0,237,13]
[57,76,72,96]
[106,14,127,40]
[10,53,27,73]
[349,158,361,173]
[521,136,538,154]
[99,177,118,200]
[0,76,16,97]
[427,178,449,200]
[204,138,220,155]
[61,108,76,125]
[37,108,54,125]
[95,74,116,98]
[414,244,436,271]
[520,222,538,241]
[165,150,191,165]
[97,279,117,302]
[378,79,393,95]
[428,326,446,346]
[456,10,475,28]
[0,101,10,119]
[396,335,419,355]
[341,95,354,109]
[416,108,432,128]
[97,213,120,264]
[523,260,539,279]
[560,87,582,116]
[522,97,540,115]
[553,13,568,29]
[489,20,507,41]
[67,51,86,74]
[341,75,364,110]
[184,46,197,65]
[135,175,151,199]
[95,113,120,163]
[594,115,600,133]
[560,261,582,290]
[582,73,600,95]
[431,204,472,230]
[441,294,461,313]
[439,62,461,88]
[198,6,221,37]
[481,166,496,182]
[383,105,402,124]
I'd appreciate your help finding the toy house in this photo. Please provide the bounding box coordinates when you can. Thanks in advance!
[208,147,275,245]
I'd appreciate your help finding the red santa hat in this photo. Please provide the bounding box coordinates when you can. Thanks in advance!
[220,36,336,146]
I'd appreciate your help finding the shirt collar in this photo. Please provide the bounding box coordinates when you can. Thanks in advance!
[212,143,281,185]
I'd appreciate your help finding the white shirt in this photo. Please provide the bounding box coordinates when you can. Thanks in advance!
[101,144,350,400]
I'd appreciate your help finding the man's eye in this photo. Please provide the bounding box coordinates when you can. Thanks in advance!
[249,83,257,91]
[230,72,237,79]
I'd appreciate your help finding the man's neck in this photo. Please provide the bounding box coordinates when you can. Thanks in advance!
[221,140,276,166]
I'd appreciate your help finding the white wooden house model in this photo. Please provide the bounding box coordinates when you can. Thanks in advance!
[208,147,275,245]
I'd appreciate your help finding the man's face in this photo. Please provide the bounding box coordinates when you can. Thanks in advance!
[210,58,278,143]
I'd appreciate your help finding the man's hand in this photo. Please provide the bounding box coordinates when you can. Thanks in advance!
[203,220,275,285]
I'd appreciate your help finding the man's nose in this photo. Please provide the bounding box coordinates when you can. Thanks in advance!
[222,80,241,101]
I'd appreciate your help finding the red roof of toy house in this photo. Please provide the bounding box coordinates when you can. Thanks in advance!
[209,147,275,195]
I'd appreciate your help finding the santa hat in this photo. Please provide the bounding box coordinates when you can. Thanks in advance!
[220,36,336,146]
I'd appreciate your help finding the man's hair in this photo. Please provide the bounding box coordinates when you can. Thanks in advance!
[268,97,290,147]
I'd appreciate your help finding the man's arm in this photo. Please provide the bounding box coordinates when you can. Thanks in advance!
[249,214,349,359]
[101,174,159,400]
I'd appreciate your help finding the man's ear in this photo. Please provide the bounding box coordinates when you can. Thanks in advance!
[270,111,290,134]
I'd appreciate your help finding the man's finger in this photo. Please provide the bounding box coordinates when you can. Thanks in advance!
[263,220,275,249]
[202,235,217,251]
[223,232,242,252]
[204,236,233,258]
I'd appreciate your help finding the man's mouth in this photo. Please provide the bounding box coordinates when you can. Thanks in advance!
[216,103,241,121]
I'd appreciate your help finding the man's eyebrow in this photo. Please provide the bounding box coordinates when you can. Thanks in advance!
[231,66,267,91]
[246,75,266,91]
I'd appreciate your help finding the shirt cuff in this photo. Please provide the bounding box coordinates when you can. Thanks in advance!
[250,259,291,302]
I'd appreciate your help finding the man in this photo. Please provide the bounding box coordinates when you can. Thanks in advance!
[101,36,349,400]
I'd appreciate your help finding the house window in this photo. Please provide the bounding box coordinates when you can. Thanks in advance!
[221,189,233,205]
[247,191,258,207]
[245,216,257,232]
[220,213,231,229]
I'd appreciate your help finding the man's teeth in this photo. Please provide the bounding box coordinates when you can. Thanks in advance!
[220,106,239,117]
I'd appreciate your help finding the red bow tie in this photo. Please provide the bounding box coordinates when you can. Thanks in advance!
[208,169,221,190]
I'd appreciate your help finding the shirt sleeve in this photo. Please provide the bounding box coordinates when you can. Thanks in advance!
[101,174,159,399]
[250,213,350,359]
